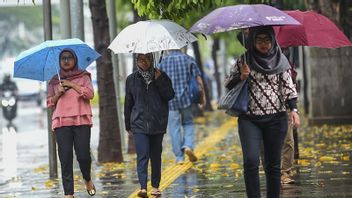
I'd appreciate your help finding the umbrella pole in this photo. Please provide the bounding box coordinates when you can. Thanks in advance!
[242,29,247,64]
[55,66,62,82]
[158,50,164,64]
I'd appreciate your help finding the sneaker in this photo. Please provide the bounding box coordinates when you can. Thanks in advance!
[184,147,197,162]
[281,173,295,184]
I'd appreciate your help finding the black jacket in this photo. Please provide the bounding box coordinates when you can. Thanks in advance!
[124,70,175,135]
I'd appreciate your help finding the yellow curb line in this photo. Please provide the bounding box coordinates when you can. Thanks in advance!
[128,117,237,198]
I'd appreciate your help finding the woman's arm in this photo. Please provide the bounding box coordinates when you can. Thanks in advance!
[61,75,94,99]
[225,59,247,90]
[124,77,134,132]
[281,70,300,128]
[280,70,298,102]
[196,75,207,108]
[154,69,175,102]
[288,98,300,128]
[47,83,65,108]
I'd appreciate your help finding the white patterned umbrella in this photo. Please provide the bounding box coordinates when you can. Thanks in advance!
[108,20,197,54]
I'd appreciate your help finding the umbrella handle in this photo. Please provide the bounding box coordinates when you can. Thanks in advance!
[55,66,69,91]
[55,65,62,82]
[242,29,247,65]
[158,50,164,63]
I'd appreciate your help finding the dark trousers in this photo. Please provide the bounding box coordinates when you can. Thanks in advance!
[238,113,288,198]
[133,133,164,189]
[55,125,92,195]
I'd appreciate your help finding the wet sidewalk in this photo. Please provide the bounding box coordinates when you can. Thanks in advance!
[162,122,352,197]
[0,105,351,197]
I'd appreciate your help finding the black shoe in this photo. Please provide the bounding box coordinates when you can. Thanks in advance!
[86,184,96,196]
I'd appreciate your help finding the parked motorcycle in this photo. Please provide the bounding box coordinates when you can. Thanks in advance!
[1,90,17,122]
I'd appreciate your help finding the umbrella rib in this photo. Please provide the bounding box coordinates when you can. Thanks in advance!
[44,47,53,81]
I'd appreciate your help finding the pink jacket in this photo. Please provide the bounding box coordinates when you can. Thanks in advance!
[47,75,94,130]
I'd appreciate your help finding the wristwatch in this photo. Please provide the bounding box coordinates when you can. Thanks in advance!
[292,108,299,114]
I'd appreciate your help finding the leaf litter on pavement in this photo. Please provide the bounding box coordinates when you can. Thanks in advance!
[29,111,351,196]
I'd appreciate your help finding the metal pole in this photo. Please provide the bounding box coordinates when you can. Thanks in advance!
[43,0,58,179]
[106,0,125,151]
[70,0,84,40]
[60,0,71,39]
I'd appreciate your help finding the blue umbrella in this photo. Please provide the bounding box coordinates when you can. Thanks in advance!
[14,38,101,81]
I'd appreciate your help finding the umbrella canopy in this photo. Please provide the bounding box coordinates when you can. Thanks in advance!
[275,10,352,48]
[108,20,197,54]
[190,4,300,35]
[14,38,101,81]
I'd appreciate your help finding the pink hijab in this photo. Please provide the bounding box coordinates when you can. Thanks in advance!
[49,48,90,85]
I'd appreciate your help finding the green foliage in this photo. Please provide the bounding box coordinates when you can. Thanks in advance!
[0,6,43,29]
[223,31,247,57]
[281,0,306,10]
[116,0,133,31]
[131,0,219,21]
[0,5,60,30]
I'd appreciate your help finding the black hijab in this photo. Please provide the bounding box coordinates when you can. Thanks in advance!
[246,26,290,75]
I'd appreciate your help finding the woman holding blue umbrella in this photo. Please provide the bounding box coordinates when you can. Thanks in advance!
[47,48,96,198]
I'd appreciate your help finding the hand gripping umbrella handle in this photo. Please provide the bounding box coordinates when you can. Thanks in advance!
[55,66,69,91]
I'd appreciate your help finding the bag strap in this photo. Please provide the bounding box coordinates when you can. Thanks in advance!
[188,61,196,83]
[189,62,195,76]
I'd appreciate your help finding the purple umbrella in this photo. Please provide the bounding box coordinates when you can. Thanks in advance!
[190,4,300,35]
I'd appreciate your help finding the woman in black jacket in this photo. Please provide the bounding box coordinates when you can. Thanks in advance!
[124,53,175,197]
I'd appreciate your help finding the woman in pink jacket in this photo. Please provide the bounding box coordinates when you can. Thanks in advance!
[47,48,96,198]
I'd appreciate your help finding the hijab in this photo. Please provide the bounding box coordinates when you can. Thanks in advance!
[49,48,90,85]
[246,26,290,75]
[136,53,155,84]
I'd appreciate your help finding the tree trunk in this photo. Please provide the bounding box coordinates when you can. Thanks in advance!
[306,0,341,25]
[131,3,146,72]
[212,38,221,100]
[341,0,352,39]
[132,6,138,73]
[89,0,123,162]
[192,41,213,112]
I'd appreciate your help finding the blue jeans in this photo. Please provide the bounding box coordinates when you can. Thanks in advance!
[134,133,164,189]
[168,106,195,162]
[238,113,288,198]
